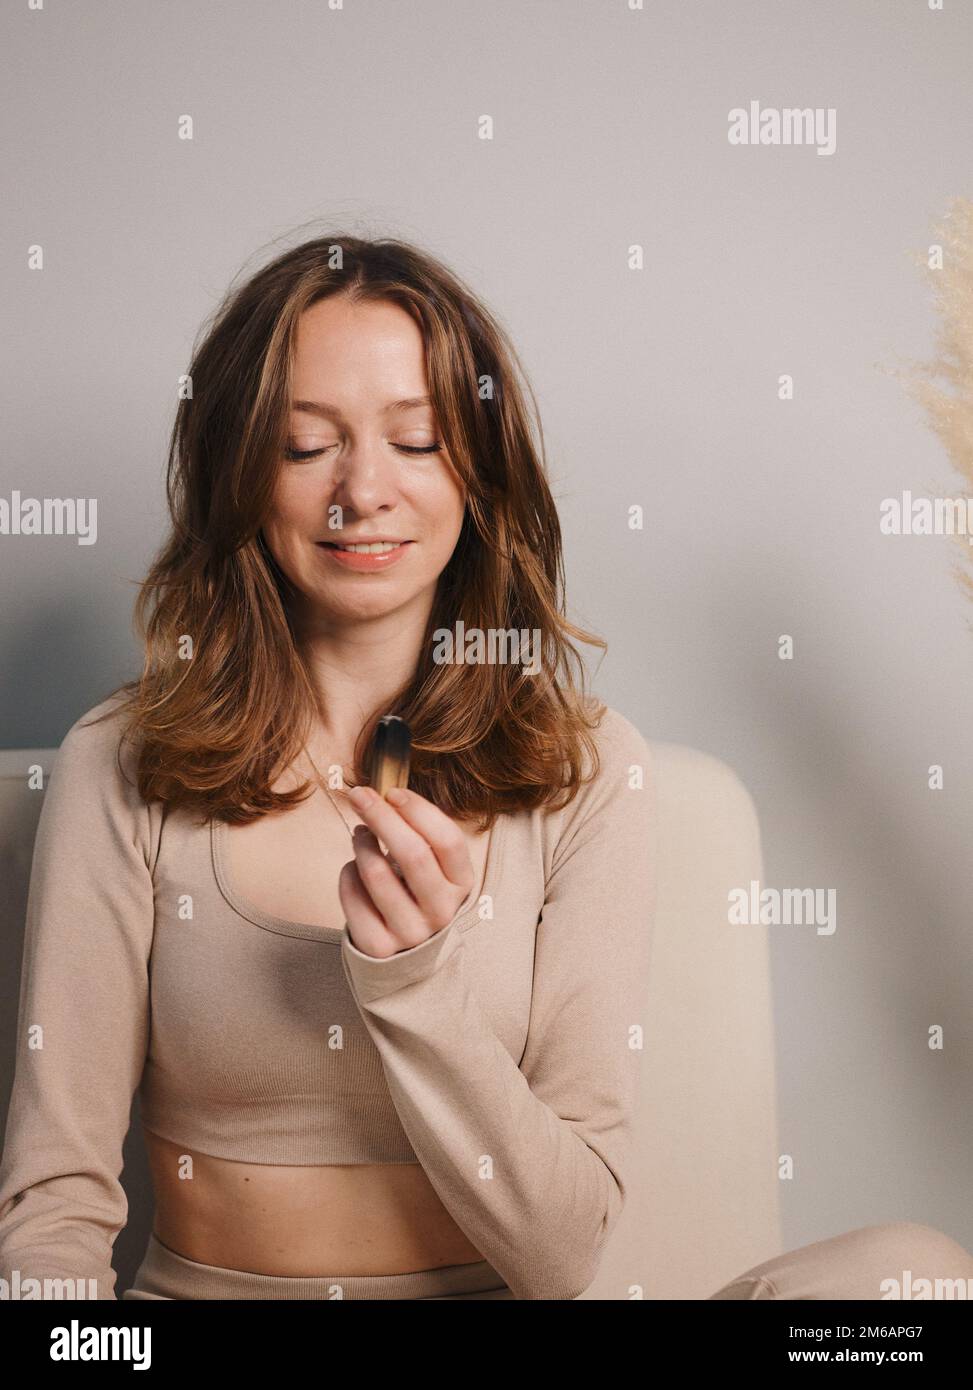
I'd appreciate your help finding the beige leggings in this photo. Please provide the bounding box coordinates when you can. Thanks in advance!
[709,1221,973,1300]
[122,1231,513,1300]
[123,1221,973,1300]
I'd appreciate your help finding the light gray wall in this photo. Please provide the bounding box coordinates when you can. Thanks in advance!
[3,0,972,1267]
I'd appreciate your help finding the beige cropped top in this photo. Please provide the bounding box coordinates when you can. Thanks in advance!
[0,694,656,1300]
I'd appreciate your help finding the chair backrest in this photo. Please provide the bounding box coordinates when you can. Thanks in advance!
[585,742,782,1299]
[0,740,781,1300]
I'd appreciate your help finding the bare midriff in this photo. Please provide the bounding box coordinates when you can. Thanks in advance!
[143,1127,486,1275]
[145,764,491,1276]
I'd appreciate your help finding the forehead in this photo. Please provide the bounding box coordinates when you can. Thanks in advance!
[290,296,431,410]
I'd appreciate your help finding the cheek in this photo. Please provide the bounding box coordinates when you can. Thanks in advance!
[422,493,465,565]
[265,479,317,544]
[262,491,311,572]
[272,473,318,521]
[421,461,466,531]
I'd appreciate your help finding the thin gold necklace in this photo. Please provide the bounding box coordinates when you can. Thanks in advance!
[302,746,359,841]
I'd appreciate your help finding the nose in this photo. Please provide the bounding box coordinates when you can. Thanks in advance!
[330,435,402,520]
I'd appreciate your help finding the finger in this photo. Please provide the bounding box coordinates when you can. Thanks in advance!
[338,858,385,933]
[348,790,468,919]
[350,786,473,898]
[352,830,431,949]
[338,858,423,958]
[382,788,475,902]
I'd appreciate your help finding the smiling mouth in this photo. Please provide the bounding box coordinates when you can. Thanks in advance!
[317,540,413,554]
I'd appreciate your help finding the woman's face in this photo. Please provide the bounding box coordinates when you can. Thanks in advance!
[262,293,466,630]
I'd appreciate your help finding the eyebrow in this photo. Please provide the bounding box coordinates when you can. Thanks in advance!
[292,396,433,420]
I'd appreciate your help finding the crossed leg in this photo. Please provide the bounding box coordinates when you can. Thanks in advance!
[709,1221,973,1300]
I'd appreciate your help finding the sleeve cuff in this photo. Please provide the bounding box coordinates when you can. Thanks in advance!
[340,911,467,1005]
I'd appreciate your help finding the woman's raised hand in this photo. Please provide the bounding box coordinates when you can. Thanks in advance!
[339,785,475,959]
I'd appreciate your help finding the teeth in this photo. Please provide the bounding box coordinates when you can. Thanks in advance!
[336,541,402,554]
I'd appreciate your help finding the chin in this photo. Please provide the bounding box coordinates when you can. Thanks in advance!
[310,584,423,623]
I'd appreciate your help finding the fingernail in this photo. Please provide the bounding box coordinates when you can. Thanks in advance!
[385,787,407,805]
[348,785,375,804]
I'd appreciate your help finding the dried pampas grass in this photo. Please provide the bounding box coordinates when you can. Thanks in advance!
[890,197,973,601]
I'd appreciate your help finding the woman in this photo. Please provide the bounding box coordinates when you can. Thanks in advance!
[0,235,971,1302]
[0,235,655,1301]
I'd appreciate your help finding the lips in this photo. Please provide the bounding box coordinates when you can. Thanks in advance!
[315,539,414,571]
[320,540,411,553]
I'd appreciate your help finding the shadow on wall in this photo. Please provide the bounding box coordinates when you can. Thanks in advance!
[0,593,136,749]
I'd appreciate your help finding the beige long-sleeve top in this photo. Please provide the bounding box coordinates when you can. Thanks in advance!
[0,695,656,1300]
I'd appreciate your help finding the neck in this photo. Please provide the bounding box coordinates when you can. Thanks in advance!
[293,595,432,768]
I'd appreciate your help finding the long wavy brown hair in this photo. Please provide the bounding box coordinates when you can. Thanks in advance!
[91,232,609,830]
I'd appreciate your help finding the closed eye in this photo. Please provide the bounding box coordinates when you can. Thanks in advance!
[284,442,442,462]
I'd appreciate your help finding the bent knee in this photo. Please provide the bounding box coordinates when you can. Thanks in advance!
[853,1221,973,1272]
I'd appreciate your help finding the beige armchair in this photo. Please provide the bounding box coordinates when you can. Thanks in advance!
[0,739,781,1299]
[587,742,782,1298]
